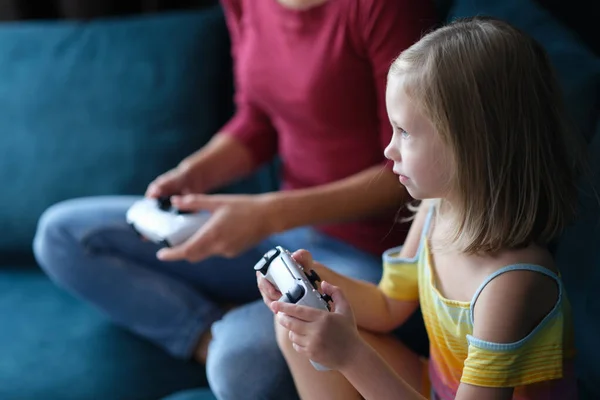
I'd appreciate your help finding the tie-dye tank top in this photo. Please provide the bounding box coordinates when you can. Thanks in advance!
[378,206,577,399]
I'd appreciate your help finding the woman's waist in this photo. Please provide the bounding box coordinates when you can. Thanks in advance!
[315,219,409,256]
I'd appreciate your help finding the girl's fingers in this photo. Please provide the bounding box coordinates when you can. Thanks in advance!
[276,313,310,335]
[289,330,309,348]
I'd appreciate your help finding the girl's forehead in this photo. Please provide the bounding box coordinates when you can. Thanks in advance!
[386,77,418,116]
[385,74,409,105]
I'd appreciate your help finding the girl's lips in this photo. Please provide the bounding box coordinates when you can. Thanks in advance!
[398,174,409,183]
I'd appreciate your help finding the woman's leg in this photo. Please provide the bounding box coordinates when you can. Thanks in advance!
[206,228,392,400]
[275,322,424,400]
[33,196,273,359]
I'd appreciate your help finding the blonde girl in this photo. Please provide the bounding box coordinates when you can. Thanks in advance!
[258,16,581,400]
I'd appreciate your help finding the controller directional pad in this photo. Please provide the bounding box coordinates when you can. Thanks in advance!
[306,270,321,289]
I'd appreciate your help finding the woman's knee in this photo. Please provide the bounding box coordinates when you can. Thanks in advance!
[33,200,80,271]
[33,197,125,280]
[207,306,299,400]
[34,196,136,265]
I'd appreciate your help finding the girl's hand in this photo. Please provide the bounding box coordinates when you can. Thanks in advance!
[155,194,279,262]
[257,272,282,310]
[271,281,362,370]
[291,249,330,291]
[257,249,331,313]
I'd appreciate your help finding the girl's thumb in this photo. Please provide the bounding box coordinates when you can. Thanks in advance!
[321,281,351,316]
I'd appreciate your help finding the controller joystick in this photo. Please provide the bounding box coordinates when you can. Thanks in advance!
[157,196,172,211]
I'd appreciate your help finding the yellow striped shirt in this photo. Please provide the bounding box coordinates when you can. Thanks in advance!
[378,209,577,399]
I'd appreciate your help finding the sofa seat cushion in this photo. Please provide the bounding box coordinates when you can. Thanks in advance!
[0,268,209,400]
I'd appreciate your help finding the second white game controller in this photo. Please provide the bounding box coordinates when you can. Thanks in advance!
[255,246,333,371]
[126,196,210,247]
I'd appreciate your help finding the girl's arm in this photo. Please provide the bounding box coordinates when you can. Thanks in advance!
[454,254,561,400]
[310,201,429,333]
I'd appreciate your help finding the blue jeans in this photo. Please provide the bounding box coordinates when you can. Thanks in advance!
[34,196,429,400]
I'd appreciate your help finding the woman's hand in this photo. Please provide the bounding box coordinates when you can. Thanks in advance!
[145,166,197,199]
[271,281,363,370]
[155,193,281,263]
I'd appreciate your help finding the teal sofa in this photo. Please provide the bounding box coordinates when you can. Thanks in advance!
[0,4,273,400]
[0,1,597,399]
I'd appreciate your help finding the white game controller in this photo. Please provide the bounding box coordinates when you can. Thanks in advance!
[126,196,210,247]
[254,246,333,371]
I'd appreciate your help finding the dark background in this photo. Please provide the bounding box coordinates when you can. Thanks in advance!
[0,0,596,56]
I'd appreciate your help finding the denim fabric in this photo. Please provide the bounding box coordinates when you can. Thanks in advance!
[33,195,396,400]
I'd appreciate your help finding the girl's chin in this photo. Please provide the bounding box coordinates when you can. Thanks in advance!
[403,186,427,201]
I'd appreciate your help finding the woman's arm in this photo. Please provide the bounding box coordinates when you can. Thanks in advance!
[202,0,278,184]
[177,134,254,194]
[354,0,436,159]
[265,165,408,232]
[261,0,436,230]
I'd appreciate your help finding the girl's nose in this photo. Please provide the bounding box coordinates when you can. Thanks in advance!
[384,137,400,162]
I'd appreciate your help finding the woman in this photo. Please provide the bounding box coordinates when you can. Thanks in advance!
[33,0,436,398]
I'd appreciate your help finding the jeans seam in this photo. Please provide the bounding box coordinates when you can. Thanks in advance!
[177,306,225,359]
[79,223,131,257]
[77,223,224,359]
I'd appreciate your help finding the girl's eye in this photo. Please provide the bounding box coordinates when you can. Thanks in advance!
[398,127,410,138]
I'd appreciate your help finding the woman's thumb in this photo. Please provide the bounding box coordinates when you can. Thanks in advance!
[172,194,220,212]
[321,281,351,316]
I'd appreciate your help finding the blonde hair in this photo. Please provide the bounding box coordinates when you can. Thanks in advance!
[390,17,584,254]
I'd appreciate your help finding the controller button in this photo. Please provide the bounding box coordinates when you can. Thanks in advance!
[157,196,172,211]
[265,248,280,261]
[253,248,280,274]
[158,239,171,248]
[321,294,333,303]
[306,270,321,288]
[253,257,269,274]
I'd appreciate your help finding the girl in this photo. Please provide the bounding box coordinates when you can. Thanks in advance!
[258,16,581,399]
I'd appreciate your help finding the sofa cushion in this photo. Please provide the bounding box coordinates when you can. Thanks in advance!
[0,268,208,400]
[162,388,218,400]
[0,6,276,261]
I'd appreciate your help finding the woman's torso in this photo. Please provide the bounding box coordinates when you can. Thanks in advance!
[224,0,435,253]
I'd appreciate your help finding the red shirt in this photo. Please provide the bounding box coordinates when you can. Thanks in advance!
[220,0,436,255]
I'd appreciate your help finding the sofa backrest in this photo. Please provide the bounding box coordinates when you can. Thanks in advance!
[555,120,600,399]
[0,6,278,263]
